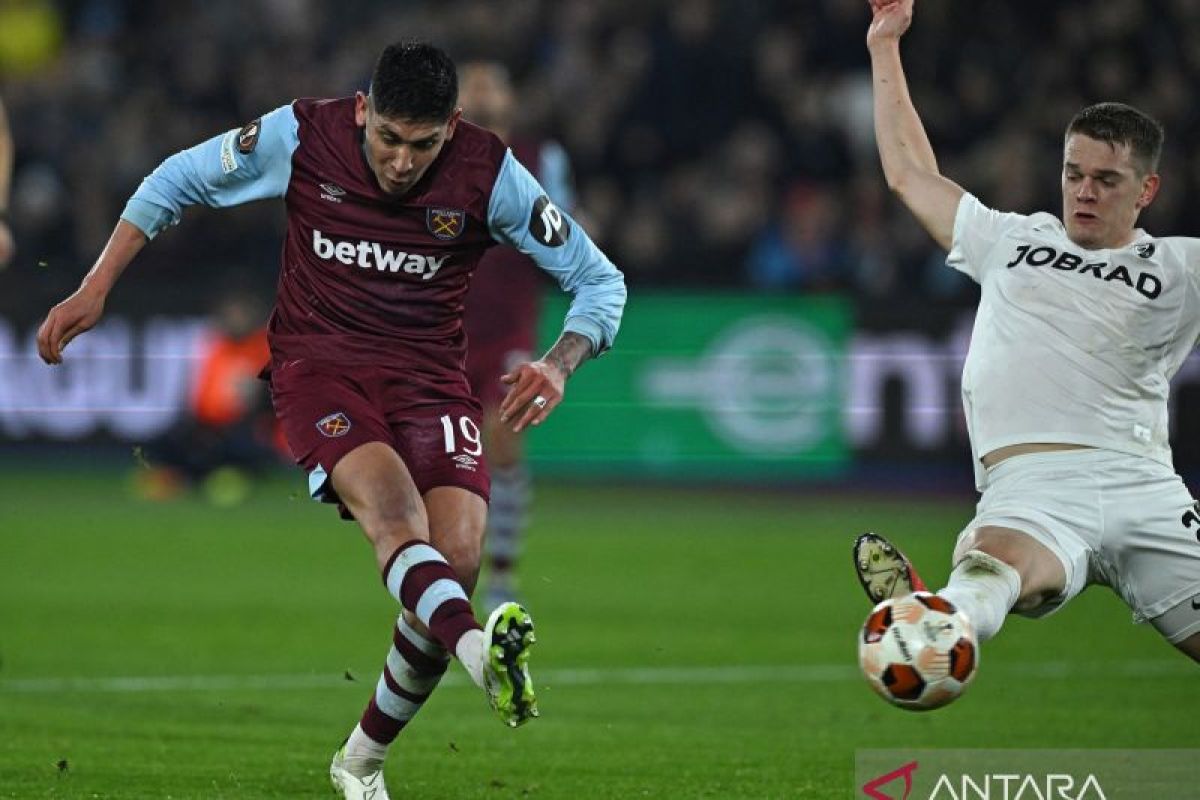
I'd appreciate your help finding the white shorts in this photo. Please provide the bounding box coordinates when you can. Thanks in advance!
[956,449,1200,642]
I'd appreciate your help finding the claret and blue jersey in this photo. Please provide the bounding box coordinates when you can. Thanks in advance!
[120,97,625,371]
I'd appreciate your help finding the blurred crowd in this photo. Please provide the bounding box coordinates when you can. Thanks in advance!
[5,0,1200,316]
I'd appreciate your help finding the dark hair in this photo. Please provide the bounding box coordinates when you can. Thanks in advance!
[369,41,458,122]
[1065,102,1164,175]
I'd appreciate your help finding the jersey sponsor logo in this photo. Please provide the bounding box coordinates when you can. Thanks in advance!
[236,118,262,154]
[311,230,449,280]
[319,183,346,203]
[530,195,570,247]
[1005,244,1162,299]
[426,208,465,240]
[316,412,351,438]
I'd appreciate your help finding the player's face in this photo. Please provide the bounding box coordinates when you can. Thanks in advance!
[355,92,461,196]
[1061,133,1160,250]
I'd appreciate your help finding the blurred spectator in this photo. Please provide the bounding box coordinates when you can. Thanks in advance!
[3,0,1200,312]
[748,183,851,292]
[136,290,281,505]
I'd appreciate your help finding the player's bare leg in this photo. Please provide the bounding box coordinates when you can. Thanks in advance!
[426,485,538,726]
[328,445,536,798]
[939,526,1066,642]
[1148,599,1200,664]
[855,526,1062,644]
[332,442,433,568]
[424,485,487,594]
[329,444,467,796]
[481,406,530,608]
[1175,632,1200,664]
[951,527,1068,613]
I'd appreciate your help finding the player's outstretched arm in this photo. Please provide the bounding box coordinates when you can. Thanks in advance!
[37,220,147,364]
[499,331,593,432]
[38,105,298,365]
[868,0,963,250]
[487,149,627,432]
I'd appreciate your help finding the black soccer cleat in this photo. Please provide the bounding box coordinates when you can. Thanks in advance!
[853,532,927,604]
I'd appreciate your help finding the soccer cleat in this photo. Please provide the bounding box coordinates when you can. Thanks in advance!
[329,746,391,800]
[482,601,538,727]
[853,532,927,604]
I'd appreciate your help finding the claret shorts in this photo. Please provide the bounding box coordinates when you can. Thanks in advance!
[269,357,490,519]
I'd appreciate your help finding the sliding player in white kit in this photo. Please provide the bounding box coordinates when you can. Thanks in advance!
[853,0,1200,673]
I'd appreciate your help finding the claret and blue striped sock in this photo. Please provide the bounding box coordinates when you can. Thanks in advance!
[381,540,487,686]
[349,615,451,757]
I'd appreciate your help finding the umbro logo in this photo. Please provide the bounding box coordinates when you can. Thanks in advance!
[452,454,478,471]
[320,183,346,203]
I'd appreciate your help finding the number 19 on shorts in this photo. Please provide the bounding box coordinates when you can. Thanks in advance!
[440,414,483,458]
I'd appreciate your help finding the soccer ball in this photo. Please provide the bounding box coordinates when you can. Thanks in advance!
[858,592,978,711]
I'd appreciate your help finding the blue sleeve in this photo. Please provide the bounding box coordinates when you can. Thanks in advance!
[120,104,300,239]
[487,150,626,355]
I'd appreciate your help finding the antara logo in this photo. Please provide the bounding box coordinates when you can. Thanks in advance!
[863,761,918,800]
[311,230,448,280]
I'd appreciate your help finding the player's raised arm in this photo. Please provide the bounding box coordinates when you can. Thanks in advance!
[37,105,300,365]
[486,149,627,431]
[868,0,963,251]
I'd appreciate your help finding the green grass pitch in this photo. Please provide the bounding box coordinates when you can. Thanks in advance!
[1,471,1195,798]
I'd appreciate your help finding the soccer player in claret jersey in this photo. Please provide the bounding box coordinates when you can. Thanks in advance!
[459,60,577,609]
[853,0,1200,686]
[37,42,626,797]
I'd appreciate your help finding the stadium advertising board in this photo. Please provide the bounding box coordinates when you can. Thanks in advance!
[4,301,1200,477]
[531,293,852,479]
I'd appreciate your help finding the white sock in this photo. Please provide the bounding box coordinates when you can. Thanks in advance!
[937,550,1021,642]
[455,628,487,688]
[341,723,389,776]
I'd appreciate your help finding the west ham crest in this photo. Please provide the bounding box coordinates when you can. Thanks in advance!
[316,412,352,438]
[427,208,465,240]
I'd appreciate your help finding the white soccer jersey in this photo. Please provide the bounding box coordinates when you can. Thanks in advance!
[948,193,1200,489]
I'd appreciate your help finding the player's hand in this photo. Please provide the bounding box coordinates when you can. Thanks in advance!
[866,0,913,48]
[499,359,566,433]
[37,286,107,365]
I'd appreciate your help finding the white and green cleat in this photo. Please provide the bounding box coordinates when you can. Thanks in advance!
[329,745,390,800]
[482,601,539,727]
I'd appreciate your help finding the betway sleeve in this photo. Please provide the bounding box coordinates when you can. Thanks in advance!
[120,103,300,240]
[487,149,626,355]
